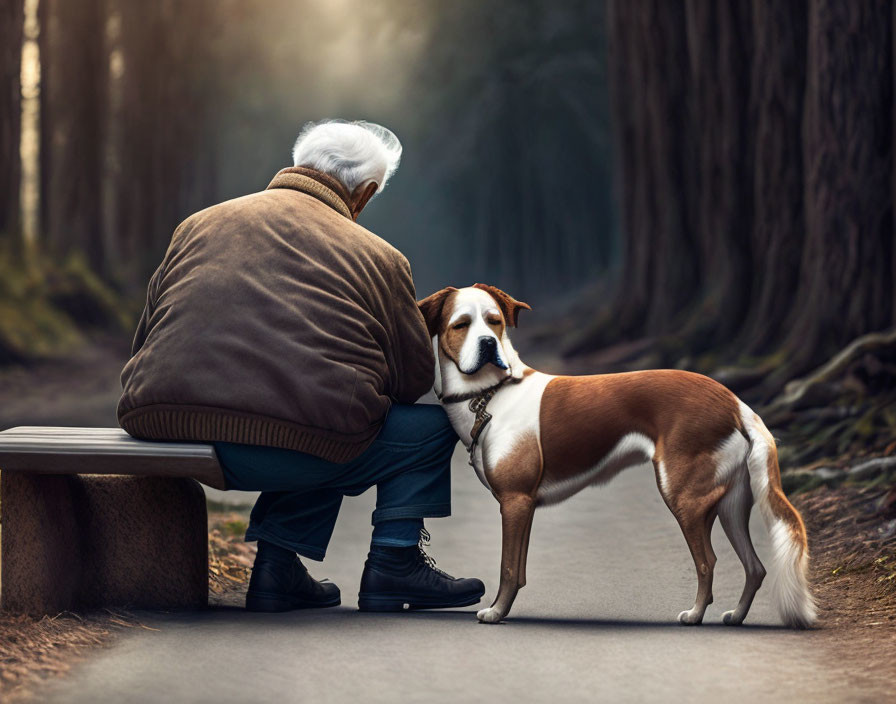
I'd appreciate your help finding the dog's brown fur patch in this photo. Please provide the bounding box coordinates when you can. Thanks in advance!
[539,370,740,485]
[486,431,542,499]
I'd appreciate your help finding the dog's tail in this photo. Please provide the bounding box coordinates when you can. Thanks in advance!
[741,403,817,628]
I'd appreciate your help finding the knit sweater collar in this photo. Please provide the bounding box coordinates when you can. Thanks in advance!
[266,167,353,219]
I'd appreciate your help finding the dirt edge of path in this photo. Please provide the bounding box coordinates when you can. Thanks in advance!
[792,486,896,689]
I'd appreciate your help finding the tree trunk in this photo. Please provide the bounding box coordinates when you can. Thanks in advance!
[37,0,49,242]
[41,0,108,272]
[0,0,24,248]
[604,0,749,351]
[682,0,754,350]
[570,0,695,356]
[114,0,216,290]
[783,0,893,373]
[639,0,698,335]
[737,0,808,356]
[604,0,654,340]
[115,1,163,286]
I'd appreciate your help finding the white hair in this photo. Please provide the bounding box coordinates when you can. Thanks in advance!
[291,120,402,194]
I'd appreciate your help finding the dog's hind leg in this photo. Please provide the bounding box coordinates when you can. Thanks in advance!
[703,505,718,579]
[667,461,727,625]
[477,493,535,624]
[718,470,766,625]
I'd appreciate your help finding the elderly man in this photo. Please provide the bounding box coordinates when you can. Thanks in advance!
[118,120,484,613]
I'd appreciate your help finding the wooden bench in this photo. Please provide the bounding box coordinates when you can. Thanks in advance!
[0,426,228,615]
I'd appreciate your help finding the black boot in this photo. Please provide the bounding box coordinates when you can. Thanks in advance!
[246,540,341,612]
[358,530,485,612]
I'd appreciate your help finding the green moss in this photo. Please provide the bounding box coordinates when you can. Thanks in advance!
[43,253,131,332]
[0,249,131,365]
[222,519,248,537]
[853,409,877,438]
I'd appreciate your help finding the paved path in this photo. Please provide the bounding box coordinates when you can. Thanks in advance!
[41,447,882,703]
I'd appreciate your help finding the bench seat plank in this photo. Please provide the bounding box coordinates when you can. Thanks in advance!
[0,426,227,490]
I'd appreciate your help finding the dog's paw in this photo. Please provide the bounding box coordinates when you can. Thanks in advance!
[477,607,504,624]
[677,609,703,626]
[722,610,743,626]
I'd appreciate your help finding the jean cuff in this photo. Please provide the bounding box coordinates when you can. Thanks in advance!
[370,536,422,548]
[245,526,327,562]
[371,503,451,525]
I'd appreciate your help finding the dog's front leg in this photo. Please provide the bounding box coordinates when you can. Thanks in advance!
[477,493,535,624]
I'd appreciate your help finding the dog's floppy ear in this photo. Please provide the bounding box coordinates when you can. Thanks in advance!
[417,287,458,337]
[473,283,531,327]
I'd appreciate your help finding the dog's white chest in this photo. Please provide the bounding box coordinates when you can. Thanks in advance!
[447,372,553,491]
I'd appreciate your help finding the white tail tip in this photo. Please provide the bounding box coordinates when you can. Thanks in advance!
[769,520,817,628]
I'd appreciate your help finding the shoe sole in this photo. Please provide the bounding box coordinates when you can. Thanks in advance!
[356,589,485,612]
[246,591,341,613]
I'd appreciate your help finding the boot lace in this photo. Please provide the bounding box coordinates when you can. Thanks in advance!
[417,528,452,578]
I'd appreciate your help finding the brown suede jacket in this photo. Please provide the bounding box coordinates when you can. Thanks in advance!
[117,167,434,463]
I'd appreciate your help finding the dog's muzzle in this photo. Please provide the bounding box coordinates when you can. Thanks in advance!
[465,336,508,374]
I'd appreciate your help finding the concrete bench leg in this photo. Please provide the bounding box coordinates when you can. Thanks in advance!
[1,472,208,614]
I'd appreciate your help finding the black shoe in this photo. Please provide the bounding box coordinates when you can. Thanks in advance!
[357,530,485,612]
[246,540,341,612]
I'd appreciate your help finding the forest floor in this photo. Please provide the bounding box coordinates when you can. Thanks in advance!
[0,333,894,700]
[793,486,896,685]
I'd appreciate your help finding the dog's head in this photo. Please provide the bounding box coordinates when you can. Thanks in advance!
[418,284,530,379]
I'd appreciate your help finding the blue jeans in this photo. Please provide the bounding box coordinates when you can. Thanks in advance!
[214,404,457,561]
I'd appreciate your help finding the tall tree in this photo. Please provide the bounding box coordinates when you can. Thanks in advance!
[593,0,753,356]
[780,0,893,375]
[737,0,808,356]
[681,0,754,349]
[605,0,697,342]
[113,0,217,289]
[600,0,896,399]
[0,0,24,248]
[40,0,108,272]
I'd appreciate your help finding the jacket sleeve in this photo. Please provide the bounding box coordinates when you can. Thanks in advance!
[130,262,165,356]
[388,254,436,403]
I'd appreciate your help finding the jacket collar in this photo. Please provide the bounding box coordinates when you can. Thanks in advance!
[266,167,353,219]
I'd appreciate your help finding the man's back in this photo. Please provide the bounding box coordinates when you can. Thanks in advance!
[119,119,482,616]
[118,167,433,462]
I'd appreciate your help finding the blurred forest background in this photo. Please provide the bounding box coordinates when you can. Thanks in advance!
[0,0,895,485]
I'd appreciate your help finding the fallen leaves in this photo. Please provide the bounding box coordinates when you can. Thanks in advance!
[794,485,896,626]
[0,612,113,701]
[207,512,255,596]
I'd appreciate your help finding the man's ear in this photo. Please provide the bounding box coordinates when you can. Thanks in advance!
[417,287,457,337]
[472,283,531,327]
[350,181,378,220]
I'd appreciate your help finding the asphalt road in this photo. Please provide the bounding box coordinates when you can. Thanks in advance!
[40,445,883,703]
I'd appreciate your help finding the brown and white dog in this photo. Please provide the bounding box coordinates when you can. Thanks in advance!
[418,284,816,627]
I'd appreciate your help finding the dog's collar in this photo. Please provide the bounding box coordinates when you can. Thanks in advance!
[436,375,513,405]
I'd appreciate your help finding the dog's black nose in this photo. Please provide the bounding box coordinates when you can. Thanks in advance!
[479,336,497,351]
